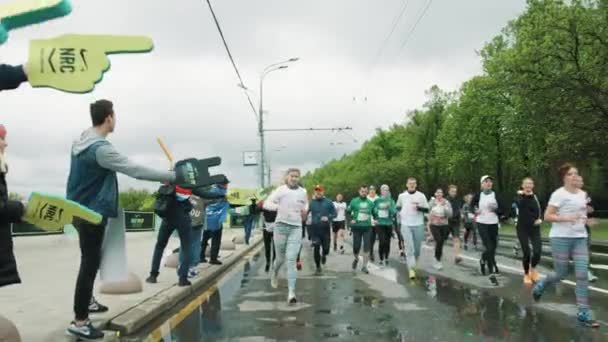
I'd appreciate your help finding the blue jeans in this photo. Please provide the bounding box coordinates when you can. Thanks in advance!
[149,201,192,279]
[273,222,302,291]
[179,227,202,269]
[401,224,425,269]
[244,216,257,244]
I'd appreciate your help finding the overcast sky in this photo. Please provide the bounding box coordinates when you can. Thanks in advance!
[1,0,526,196]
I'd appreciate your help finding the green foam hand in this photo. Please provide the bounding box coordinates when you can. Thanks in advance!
[27,34,154,93]
[23,192,103,232]
[0,0,72,45]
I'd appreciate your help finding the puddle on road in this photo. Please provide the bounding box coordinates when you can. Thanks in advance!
[137,250,608,342]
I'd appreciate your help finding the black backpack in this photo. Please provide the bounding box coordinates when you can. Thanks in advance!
[154,184,176,218]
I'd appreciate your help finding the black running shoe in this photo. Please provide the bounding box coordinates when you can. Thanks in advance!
[321,255,327,265]
[88,297,109,314]
[489,275,499,286]
[145,274,158,284]
[66,320,104,340]
[210,259,223,265]
[352,258,359,270]
[178,278,192,287]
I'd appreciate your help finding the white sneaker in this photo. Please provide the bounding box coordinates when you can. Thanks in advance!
[287,288,297,304]
[270,268,278,289]
[433,262,443,270]
[588,270,599,282]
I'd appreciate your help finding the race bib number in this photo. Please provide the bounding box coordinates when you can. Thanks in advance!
[357,213,369,221]
[378,209,389,218]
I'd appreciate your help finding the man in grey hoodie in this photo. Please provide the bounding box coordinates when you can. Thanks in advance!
[65,99,176,340]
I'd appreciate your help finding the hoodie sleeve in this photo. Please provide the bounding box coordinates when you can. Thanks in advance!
[263,187,281,211]
[96,144,175,182]
[0,64,28,91]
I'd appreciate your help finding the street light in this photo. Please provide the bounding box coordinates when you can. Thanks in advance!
[258,57,299,189]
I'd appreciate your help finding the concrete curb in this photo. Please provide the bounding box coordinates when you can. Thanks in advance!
[107,235,263,335]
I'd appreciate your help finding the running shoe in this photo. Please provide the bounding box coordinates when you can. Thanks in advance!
[66,320,104,340]
[489,275,499,286]
[530,269,540,283]
[145,274,158,284]
[532,281,544,301]
[409,269,416,280]
[361,266,369,274]
[433,262,443,271]
[315,266,322,275]
[352,258,359,271]
[523,274,532,285]
[577,310,600,328]
[588,270,599,283]
[321,255,327,265]
[89,297,109,314]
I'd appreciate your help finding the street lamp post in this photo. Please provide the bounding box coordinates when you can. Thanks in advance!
[257,58,299,189]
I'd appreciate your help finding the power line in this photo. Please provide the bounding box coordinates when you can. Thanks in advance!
[367,0,410,77]
[398,0,434,55]
[204,0,258,120]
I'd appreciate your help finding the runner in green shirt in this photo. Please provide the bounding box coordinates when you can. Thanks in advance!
[373,184,397,266]
[348,185,375,273]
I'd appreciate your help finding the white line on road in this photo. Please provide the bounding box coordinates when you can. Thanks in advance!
[456,253,608,295]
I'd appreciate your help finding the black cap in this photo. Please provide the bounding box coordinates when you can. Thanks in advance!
[218,175,230,184]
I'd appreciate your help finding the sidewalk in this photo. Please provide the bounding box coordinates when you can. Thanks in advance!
[0,228,261,342]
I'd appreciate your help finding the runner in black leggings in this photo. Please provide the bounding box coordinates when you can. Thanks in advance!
[514,177,542,285]
[261,206,277,272]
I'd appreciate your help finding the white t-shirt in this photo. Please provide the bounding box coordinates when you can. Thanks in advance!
[396,191,429,226]
[477,192,499,225]
[333,201,347,222]
[263,185,308,227]
[548,187,588,238]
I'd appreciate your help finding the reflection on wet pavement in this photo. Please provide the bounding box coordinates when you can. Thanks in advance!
[143,243,608,342]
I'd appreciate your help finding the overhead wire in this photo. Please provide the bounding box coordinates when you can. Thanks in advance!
[397,0,434,55]
[204,0,259,120]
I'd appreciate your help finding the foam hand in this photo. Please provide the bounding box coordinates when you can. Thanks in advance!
[0,0,71,45]
[27,34,153,93]
[22,192,102,231]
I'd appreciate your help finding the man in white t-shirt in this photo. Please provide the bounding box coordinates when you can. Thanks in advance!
[396,177,429,280]
[333,193,347,254]
[263,168,309,304]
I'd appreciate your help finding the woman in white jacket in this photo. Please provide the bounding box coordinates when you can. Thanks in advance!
[263,168,309,304]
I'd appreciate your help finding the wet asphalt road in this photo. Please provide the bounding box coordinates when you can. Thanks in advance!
[143,237,608,342]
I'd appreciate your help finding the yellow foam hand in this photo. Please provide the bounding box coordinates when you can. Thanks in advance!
[27,34,154,93]
[0,0,72,45]
[23,192,102,232]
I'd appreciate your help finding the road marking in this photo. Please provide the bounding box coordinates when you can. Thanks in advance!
[457,253,608,295]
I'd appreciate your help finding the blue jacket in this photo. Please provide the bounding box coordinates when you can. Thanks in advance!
[205,185,229,231]
[67,140,118,221]
[309,196,336,225]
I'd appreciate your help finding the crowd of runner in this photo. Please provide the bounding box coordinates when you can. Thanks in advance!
[259,164,600,328]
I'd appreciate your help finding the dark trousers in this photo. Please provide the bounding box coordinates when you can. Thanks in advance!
[369,228,377,259]
[352,228,372,255]
[150,201,192,280]
[430,225,450,262]
[244,216,256,245]
[311,223,331,268]
[201,229,223,261]
[375,225,393,261]
[517,224,542,274]
[393,224,404,251]
[73,220,106,320]
[263,229,276,265]
[464,223,477,246]
[478,223,499,273]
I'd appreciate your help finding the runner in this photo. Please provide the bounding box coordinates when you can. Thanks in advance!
[461,194,477,251]
[332,193,347,254]
[514,177,542,285]
[367,185,380,262]
[373,185,397,266]
[577,176,599,282]
[66,100,176,340]
[396,177,429,280]
[261,201,277,273]
[263,168,308,304]
[0,125,26,289]
[472,175,506,286]
[533,164,600,328]
[309,185,336,275]
[428,188,453,270]
[348,185,375,274]
[446,185,463,264]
